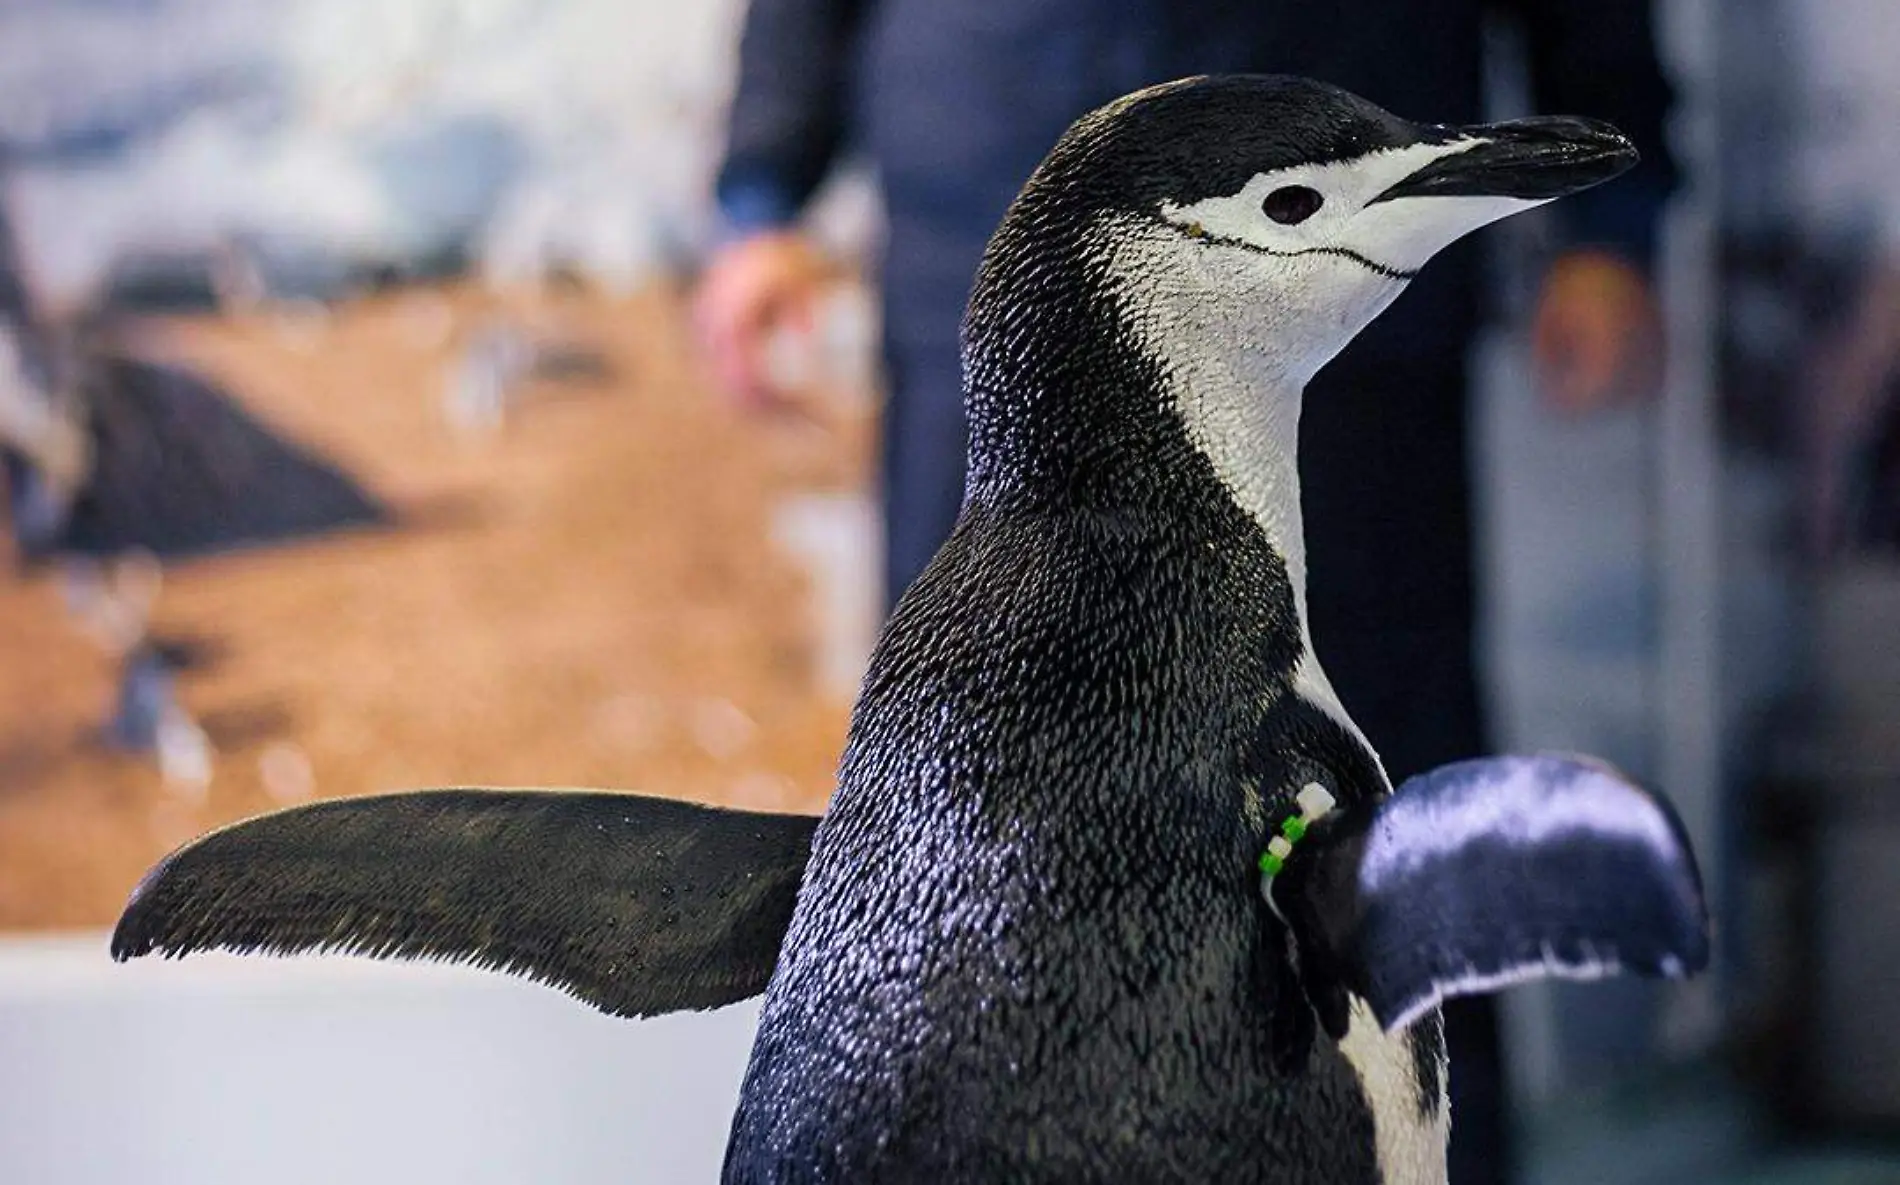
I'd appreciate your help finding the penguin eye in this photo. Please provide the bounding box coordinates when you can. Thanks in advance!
[1262,185,1324,226]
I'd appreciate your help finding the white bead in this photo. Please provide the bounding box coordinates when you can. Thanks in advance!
[1267,836,1293,859]
[1297,782,1336,820]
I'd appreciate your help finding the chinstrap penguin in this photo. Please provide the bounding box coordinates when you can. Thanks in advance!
[113,76,1709,1185]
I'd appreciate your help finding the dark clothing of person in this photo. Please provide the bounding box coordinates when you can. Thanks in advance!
[716,4,1675,1182]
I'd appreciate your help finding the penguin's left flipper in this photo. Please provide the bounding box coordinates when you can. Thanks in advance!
[1277,754,1710,1036]
[112,789,818,1018]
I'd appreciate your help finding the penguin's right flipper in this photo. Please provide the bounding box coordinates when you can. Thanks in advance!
[1278,754,1709,1035]
[112,789,818,1017]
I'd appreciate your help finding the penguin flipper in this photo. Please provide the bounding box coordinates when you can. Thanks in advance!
[1279,754,1709,1034]
[112,789,818,1017]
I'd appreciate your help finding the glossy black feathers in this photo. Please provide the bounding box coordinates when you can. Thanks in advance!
[1034,75,1449,218]
[113,790,819,1017]
[1278,755,1711,1034]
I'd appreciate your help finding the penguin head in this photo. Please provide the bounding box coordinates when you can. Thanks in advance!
[973,75,1636,388]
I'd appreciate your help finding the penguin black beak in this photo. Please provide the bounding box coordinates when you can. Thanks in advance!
[1371,117,1638,204]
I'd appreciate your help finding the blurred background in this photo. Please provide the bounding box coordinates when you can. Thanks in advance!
[0,0,1897,1182]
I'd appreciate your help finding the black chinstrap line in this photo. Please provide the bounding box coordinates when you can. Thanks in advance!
[1171,222,1418,282]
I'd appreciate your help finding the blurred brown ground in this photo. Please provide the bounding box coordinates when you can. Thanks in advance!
[0,283,866,930]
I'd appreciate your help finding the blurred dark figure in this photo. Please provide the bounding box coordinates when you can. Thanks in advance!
[0,197,388,776]
[695,4,1675,1181]
[1,199,389,573]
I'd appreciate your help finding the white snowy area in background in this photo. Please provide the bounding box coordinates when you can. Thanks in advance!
[1782,0,1900,249]
[0,0,746,309]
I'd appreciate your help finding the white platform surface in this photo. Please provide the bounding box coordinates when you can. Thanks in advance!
[0,933,759,1185]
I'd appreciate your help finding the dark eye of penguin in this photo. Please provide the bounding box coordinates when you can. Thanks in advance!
[1261,185,1324,225]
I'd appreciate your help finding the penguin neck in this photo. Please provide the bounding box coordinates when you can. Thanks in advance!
[963,216,1321,633]
[1157,338,1313,632]
[1123,307,1373,752]
[961,213,1373,754]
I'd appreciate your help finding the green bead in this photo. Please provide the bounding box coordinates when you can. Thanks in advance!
[1259,850,1285,877]
[1281,815,1307,842]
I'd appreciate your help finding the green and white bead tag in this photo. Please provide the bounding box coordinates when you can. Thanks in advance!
[1258,782,1337,879]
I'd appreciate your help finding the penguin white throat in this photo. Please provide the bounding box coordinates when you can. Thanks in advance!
[1092,208,1411,611]
[1093,205,1423,748]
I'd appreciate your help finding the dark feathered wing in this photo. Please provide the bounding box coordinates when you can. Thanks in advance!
[1279,754,1710,1034]
[113,789,819,1018]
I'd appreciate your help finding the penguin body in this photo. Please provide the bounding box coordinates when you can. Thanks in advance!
[113,77,1709,1185]
[726,77,1461,1182]
[727,495,1410,1182]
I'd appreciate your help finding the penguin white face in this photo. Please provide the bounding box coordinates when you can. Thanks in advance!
[1136,121,1631,383]
[1000,76,1637,386]
[1158,138,1532,283]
